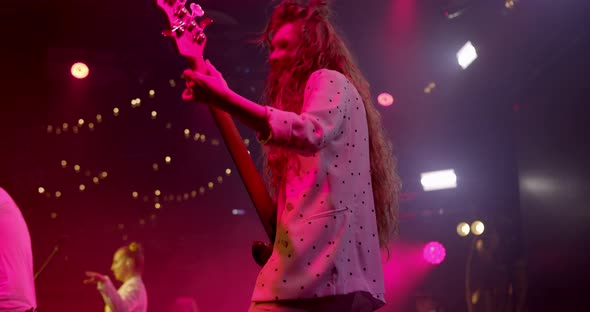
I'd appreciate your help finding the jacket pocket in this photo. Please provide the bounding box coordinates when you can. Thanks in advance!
[305,207,349,221]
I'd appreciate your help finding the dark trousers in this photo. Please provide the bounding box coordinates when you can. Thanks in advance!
[249,291,384,312]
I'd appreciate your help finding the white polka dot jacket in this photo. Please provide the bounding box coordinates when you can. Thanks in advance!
[252,69,386,305]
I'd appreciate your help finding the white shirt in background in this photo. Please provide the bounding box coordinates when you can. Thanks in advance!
[0,187,37,311]
[98,275,147,312]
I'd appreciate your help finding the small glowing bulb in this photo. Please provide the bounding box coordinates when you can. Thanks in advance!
[55,191,62,198]
[47,125,54,133]
[79,184,86,191]
[155,203,161,209]
[155,190,161,196]
[61,160,67,168]
[152,163,159,171]
[244,138,250,146]
[208,182,214,189]
[38,187,45,194]
[149,89,155,97]
[74,165,81,172]
[199,187,205,194]
[88,123,95,130]
[100,171,108,179]
[78,118,85,126]
[96,114,103,123]
[51,212,58,219]
[132,191,138,198]
[62,123,69,130]
[169,79,176,87]
[184,129,190,138]
[113,107,120,116]
[217,176,223,183]
[151,111,157,119]
[165,156,172,164]
[92,177,99,184]
[191,190,197,197]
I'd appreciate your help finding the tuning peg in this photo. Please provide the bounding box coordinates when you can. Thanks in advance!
[199,17,213,29]
[189,3,204,18]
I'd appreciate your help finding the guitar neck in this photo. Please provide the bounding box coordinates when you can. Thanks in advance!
[187,48,275,243]
[208,106,276,242]
[153,0,275,241]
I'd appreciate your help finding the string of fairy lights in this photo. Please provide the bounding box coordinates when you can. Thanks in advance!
[40,77,254,238]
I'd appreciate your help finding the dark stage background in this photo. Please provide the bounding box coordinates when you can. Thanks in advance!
[1,0,589,311]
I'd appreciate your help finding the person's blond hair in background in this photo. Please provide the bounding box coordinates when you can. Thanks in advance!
[84,242,147,312]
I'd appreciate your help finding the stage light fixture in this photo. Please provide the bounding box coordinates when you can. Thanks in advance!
[377,92,395,107]
[457,222,470,237]
[71,62,89,79]
[423,241,446,265]
[420,169,457,191]
[457,41,477,69]
[471,221,485,235]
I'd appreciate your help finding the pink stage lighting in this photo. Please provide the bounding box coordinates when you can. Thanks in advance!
[71,62,89,79]
[377,92,395,107]
[423,241,446,265]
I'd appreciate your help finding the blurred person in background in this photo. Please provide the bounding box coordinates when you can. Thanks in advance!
[84,242,147,312]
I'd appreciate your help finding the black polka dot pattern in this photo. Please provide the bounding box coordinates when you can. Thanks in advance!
[251,69,385,304]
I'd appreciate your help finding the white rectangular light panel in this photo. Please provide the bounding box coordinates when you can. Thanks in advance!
[421,169,458,191]
[457,41,477,69]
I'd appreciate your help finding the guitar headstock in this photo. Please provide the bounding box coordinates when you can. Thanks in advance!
[156,0,212,61]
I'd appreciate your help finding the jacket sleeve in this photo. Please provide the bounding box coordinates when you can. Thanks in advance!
[98,278,143,312]
[259,69,351,154]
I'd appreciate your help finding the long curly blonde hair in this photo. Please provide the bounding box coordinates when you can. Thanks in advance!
[260,0,401,247]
